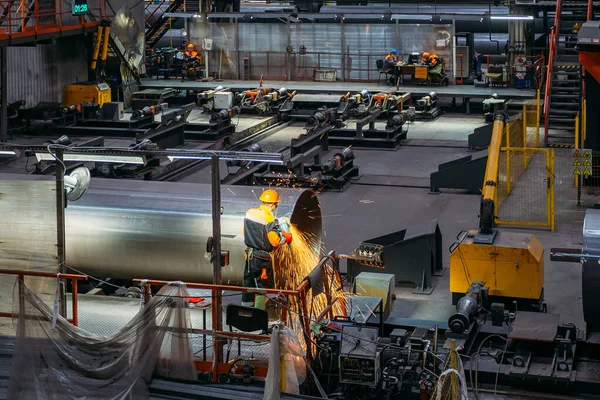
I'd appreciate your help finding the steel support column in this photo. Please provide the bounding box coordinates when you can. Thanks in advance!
[211,155,223,362]
[341,15,345,82]
[1,47,7,143]
[287,17,292,80]
[235,18,240,80]
[55,149,67,317]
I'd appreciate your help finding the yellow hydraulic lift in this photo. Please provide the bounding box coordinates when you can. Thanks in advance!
[449,112,545,309]
[62,19,112,107]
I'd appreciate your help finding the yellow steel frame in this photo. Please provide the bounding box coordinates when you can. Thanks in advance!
[495,147,555,231]
[483,91,554,231]
[481,116,505,203]
[574,99,587,187]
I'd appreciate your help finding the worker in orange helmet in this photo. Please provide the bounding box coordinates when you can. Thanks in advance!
[242,189,293,308]
[422,52,440,67]
[182,43,202,81]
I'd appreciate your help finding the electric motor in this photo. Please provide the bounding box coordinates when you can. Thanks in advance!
[448,281,488,334]
[387,114,405,128]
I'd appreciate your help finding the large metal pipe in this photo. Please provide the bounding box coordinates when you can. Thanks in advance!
[65,179,321,285]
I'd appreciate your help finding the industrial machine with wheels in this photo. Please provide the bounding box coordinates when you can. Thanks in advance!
[234,87,292,114]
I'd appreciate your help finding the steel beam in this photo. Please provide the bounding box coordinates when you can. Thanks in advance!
[1,47,7,142]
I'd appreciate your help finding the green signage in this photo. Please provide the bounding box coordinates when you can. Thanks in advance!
[72,0,88,15]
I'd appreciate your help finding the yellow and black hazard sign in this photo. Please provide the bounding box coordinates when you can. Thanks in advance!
[573,148,593,176]
[583,149,592,158]
[555,65,580,69]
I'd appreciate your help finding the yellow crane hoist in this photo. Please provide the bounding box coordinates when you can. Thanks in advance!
[449,112,545,310]
[63,19,112,108]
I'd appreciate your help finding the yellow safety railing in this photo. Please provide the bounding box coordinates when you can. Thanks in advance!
[488,90,555,231]
[574,99,587,188]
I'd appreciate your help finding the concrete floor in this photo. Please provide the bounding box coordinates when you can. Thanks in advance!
[0,111,595,398]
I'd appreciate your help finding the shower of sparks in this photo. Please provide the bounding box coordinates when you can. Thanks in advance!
[274,223,345,345]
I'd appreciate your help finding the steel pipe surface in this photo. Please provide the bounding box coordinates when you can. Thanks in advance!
[65,179,321,284]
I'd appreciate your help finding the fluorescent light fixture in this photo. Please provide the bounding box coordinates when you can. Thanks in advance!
[490,15,533,20]
[207,13,244,19]
[0,150,17,156]
[250,13,289,19]
[392,14,433,21]
[35,153,146,165]
[166,150,284,164]
[168,155,284,164]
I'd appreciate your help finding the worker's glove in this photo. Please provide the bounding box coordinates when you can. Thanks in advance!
[278,216,291,232]
[282,231,293,244]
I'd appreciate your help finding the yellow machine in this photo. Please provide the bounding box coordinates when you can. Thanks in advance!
[63,19,112,107]
[62,82,111,107]
[449,112,545,309]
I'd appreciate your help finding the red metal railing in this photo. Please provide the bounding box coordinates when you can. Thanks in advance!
[544,0,563,141]
[0,0,106,43]
[134,255,345,382]
[0,269,88,327]
[145,0,168,28]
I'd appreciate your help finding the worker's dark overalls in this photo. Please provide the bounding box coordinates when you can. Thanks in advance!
[242,205,283,307]
[242,248,274,306]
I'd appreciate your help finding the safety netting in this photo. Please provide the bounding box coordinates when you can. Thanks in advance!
[8,280,197,399]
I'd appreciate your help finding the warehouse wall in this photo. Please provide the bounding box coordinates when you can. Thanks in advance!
[188,20,454,82]
[7,36,88,106]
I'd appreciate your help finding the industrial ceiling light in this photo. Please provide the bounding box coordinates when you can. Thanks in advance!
[64,167,91,202]
[166,149,284,164]
[392,14,433,21]
[490,15,533,20]
[167,154,284,163]
[35,153,147,165]
[0,150,17,156]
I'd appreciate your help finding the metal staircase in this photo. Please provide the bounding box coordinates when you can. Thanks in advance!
[544,0,586,145]
[145,0,185,49]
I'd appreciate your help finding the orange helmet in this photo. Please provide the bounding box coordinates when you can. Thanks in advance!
[259,189,280,203]
[187,43,194,50]
[422,52,430,59]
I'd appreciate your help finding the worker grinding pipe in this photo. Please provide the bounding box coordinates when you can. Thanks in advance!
[242,189,293,309]
[384,49,399,86]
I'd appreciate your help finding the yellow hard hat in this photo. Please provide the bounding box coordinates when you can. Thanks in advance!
[259,189,280,203]
[187,43,194,49]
